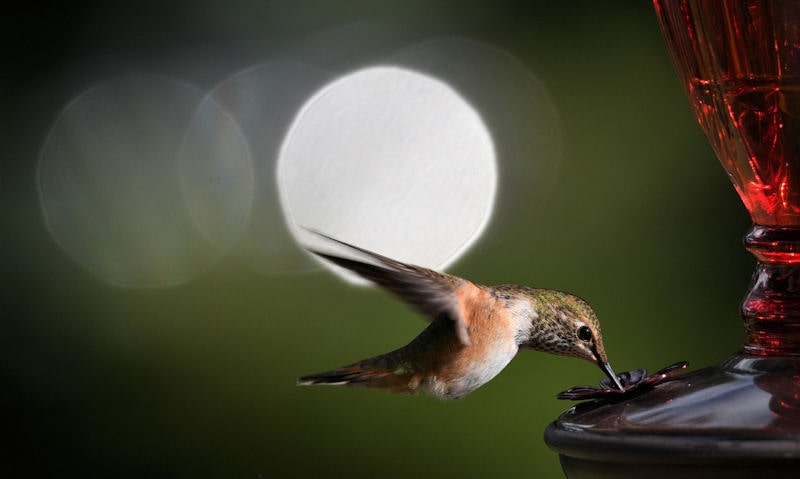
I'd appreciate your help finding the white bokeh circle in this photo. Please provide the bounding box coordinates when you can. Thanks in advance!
[277,66,497,279]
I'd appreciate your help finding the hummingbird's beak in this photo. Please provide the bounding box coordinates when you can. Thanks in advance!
[590,343,623,390]
[599,360,624,391]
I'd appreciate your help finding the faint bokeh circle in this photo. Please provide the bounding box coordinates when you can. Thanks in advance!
[38,73,252,286]
[194,62,334,274]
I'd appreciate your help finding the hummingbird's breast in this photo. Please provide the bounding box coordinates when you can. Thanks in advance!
[417,287,520,399]
[431,343,519,399]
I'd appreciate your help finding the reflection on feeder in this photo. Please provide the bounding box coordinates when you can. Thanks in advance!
[556,361,688,401]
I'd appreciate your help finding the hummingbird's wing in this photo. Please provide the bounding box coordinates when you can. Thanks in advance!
[304,230,473,346]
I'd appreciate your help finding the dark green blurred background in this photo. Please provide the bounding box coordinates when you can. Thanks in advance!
[2,1,753,477]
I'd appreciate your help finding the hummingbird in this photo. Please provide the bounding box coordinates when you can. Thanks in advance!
[297,232,623,400]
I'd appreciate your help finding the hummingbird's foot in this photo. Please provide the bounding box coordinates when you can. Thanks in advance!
[556,361,688,401]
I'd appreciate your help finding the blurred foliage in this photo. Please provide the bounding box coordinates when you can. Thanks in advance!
[2,1,753,478]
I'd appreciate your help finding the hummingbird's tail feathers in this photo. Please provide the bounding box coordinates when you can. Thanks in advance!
[297,358,420,394]
[297,367,381,386]
[301,228,473,346]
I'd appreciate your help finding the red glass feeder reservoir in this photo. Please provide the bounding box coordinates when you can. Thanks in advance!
[545,1,800,477]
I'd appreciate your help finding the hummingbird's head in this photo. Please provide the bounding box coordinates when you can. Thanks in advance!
[513,289,623,390]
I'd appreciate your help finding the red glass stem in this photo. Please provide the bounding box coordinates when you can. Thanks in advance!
[742,225,800,355]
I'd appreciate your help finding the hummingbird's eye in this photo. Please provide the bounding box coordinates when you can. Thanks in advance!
[577,325,593,342]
